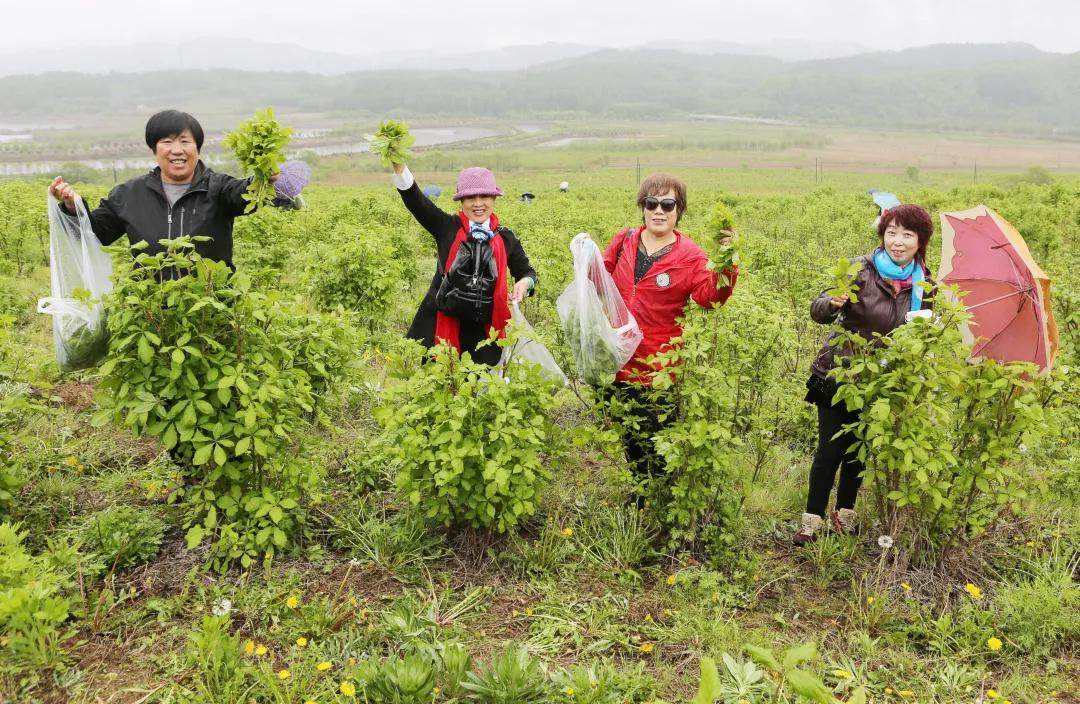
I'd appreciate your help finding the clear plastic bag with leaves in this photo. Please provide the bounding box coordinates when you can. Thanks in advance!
[37,193,112,371]
[500,301,567,384]
[556,232,642,384]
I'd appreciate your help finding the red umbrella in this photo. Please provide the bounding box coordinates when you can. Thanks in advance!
[938,205,1058,374]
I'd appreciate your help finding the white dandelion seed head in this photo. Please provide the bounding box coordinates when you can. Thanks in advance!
[212,598,233,616]
[877,535,894,549]
[879,358,889,368]
[1018,443,1027,454]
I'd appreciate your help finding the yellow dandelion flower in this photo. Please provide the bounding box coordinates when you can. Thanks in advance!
[899,690,913,698]
[639,643,654,653]
[286,596,300,609]
[562,527,573,537]
[834,670,852,679]
[525,607,534,616]
[901,583,912,591]
[987,689,999,699]
[340,681,356,697]
[305,701,317,704]
[564,686,575,696]
[65,456,78,466]
[1025,541,1035,548]
[244,640,255,655]
[666,575,676,586]
[296,636,308,647]
[278,669,290,680]
[644,613,653,622]
[964,583,983,600]
[866,596,875,605]
[255,644,268,657]
[987,637,1002,651]
[317,661,333,671]
[366,623,376,633]
[885,688,894,695]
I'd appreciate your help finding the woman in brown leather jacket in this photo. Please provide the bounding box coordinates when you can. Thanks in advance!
[793,204,934,545]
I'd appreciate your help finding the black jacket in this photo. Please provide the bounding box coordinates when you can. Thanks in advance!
[74,161,252,267]
[398,182,538,365]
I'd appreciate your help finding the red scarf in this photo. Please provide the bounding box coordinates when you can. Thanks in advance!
[433,212,510,351]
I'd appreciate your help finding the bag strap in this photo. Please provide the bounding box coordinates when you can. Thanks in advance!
[614,226,636,263]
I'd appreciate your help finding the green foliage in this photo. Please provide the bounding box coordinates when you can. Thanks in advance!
[183,614,251,701]
[0,523,75,674]
[78,504,165,569]
[744,641,863,704]
[306,238,404,323]
[462,643,549,704]
[93,239,351,570]
[831,293,1060,566]
[372,120,416,166]
[223,107,293,213]
[375,342,563,533]
[826,257,862,303]
[994,550,1080,659]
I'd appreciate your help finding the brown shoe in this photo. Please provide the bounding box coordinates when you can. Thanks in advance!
[831,508,857,535]
[792,513,824,546]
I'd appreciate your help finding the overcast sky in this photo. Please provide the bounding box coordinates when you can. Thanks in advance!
[4,0,1080,55]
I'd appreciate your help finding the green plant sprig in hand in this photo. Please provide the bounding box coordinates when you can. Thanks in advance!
[705,200,739,285]
[372,119,415,167]
[223,107,293,213]
[826,257,863,304]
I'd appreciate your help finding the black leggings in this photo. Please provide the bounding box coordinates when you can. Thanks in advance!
[600,383,670,505]
[806,401,864,517]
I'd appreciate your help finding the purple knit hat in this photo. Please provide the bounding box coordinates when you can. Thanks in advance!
[452,167,504,201]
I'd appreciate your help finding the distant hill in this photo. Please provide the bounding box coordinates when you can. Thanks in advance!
[1,43,1078,138]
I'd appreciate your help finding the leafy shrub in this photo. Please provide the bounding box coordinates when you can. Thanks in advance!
[0,523,75,673]
[306,238,403,323]
[94,238,351,569]
[831,294,1062,566]
[79,505,165,569]
[375,342,563,533]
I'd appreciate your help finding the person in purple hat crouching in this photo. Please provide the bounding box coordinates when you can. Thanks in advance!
[389,158,538,366]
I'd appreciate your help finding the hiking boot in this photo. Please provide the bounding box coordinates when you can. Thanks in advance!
[792,513,824,546]
[831,508,858,535]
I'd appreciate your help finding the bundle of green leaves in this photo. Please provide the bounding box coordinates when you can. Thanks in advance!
[372,120,416,167]
[223,107,293,213]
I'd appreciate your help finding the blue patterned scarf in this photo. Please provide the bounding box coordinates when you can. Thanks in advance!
[873,248,925,312]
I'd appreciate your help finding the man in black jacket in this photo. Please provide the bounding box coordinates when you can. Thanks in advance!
[49,109,274,270]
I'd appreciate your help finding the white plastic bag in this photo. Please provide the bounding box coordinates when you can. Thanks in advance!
[556,232,643,384]
[37,193,113,371]
[500,301,567,384]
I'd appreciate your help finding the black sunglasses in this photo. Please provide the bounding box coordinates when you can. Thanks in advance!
[642,197,677,213]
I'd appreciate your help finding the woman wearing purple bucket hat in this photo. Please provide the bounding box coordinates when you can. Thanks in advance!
[390,158,538,366]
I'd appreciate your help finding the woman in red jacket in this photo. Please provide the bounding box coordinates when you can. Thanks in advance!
[602,173,738,505]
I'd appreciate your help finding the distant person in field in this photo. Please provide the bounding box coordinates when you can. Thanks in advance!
[601,173,739,507]
[48,109,282,275]
[793,204,934,546]
[388,158,538,366]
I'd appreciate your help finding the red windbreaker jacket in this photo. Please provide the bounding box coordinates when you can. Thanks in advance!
[603,226,738,384]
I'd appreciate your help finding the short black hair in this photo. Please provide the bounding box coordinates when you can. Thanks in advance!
[145,110,204,152]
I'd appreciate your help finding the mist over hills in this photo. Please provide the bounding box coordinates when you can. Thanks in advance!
[1,40,1077,138]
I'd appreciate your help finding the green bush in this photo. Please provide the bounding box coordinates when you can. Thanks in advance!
[375,342,563,533]
[93,238,352,570]
[831,293,1061,567]
[79,505,165,569]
